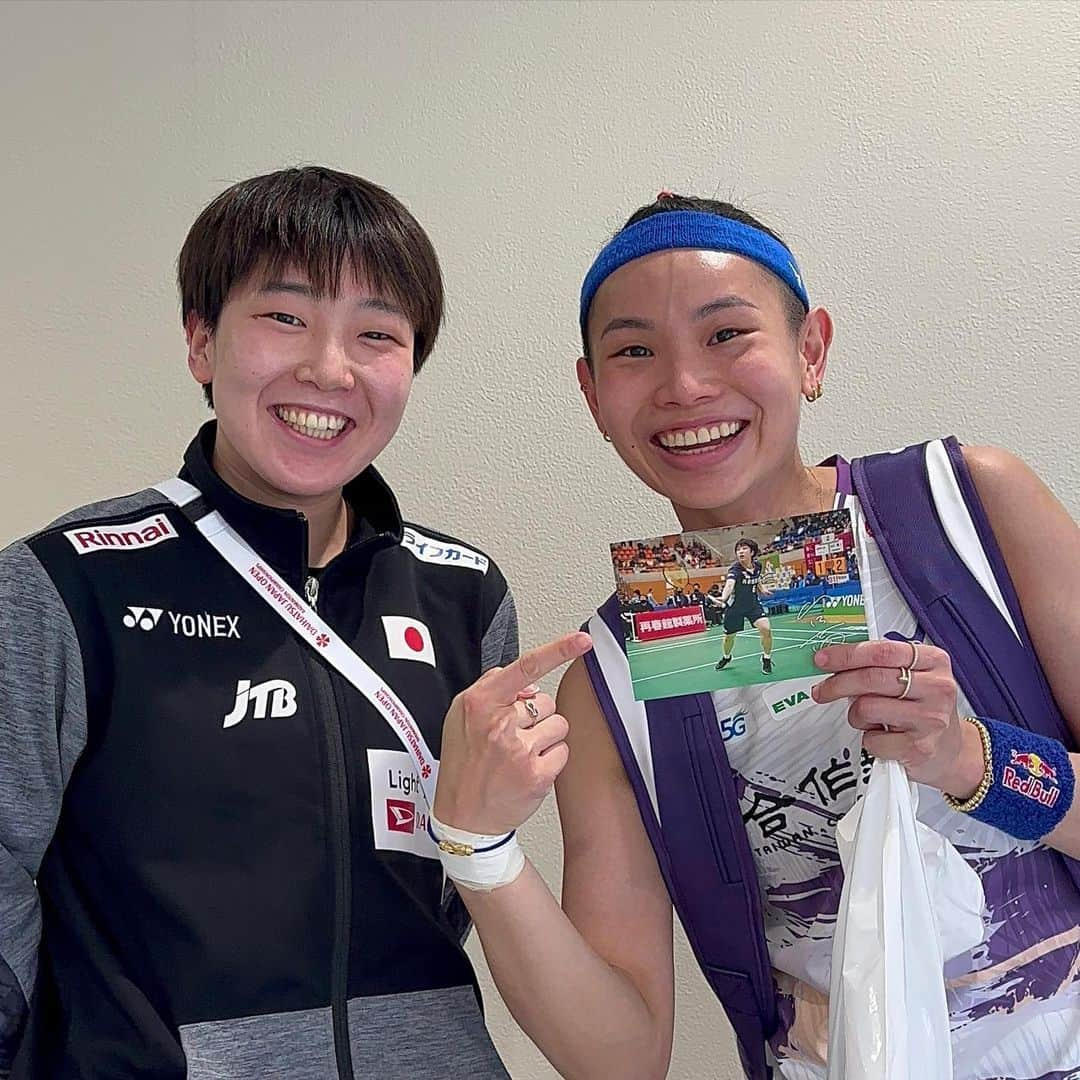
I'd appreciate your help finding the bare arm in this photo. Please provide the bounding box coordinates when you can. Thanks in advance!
[813,446,1080,856]
[455,657,674,1080]
[965,445,1080,855]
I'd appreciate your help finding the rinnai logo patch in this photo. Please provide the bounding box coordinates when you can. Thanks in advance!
[401,527,488,574]
[368,748,439,859]
[64,514,178,555]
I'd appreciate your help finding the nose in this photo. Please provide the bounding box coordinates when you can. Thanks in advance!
[296,335,355,393]
[655,347,721,407]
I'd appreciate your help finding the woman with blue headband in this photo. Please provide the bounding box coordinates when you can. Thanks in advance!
[433,194,1079,1079]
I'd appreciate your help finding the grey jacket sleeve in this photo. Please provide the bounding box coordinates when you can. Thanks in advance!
[0,541,89,1072]
[480,586,519,674]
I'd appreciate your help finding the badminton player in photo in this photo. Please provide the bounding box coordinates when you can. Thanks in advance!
[714,538,776,674]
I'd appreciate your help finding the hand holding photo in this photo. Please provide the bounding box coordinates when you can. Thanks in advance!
[610,510,869,700]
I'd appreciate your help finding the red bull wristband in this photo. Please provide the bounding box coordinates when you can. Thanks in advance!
[944,717,1075,841]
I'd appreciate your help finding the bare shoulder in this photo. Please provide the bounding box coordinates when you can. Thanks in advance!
[962,444,1080,738]
[961,444,1075,538]
[962,444,1042,502]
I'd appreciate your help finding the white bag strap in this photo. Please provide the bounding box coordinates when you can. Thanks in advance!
[155,476,440,808]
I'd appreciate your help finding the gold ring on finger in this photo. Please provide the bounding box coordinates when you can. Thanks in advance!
[908,640,919,669]
[897,667,913,700]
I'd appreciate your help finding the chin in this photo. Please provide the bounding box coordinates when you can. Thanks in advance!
[260,463,355,500]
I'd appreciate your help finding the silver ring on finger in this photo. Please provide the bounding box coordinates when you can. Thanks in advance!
[523,698,540,724]
[897,667,913,700]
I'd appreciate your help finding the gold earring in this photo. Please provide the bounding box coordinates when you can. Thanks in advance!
[805,381,824,403]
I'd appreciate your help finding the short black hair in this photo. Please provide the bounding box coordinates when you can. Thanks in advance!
[179,166,444,407]
[582,193,806,364]
[735,538,760,556]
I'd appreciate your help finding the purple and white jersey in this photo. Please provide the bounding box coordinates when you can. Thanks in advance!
[715,494,1080,1080]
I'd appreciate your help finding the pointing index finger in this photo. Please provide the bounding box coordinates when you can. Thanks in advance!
[485,632,592,703]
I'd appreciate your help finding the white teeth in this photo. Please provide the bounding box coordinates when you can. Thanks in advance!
[275,406,347,439]
[658,420,745,450]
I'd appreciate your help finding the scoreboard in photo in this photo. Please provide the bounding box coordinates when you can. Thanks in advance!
[805,529,853,583]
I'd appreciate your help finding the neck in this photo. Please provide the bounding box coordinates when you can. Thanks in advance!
[211,441,350,567]
[673,457,836,532]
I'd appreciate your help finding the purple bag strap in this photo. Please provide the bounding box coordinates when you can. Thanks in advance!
[583,599,775,1079]
[851,438,1078,886]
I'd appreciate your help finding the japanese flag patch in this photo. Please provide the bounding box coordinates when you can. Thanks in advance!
[382,615,436,667]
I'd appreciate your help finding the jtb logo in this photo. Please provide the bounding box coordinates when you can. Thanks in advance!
[223,679,297,728]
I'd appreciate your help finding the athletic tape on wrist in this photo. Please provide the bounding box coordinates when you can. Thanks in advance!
[427,812,526,892]
[961,718,1075,841]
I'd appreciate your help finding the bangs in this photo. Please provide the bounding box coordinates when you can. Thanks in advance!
[179,167,443,371]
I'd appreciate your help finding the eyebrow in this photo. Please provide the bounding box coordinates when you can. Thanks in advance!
[258,281,407,318]
[599,295,759,339]
[693,295,759,319]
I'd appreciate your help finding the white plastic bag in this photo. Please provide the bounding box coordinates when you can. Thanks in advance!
[826,759,985,1080]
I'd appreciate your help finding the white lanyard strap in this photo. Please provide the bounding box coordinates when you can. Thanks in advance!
[155,476,439,809]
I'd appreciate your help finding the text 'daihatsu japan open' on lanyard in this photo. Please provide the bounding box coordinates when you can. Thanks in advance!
[155,475,440,810]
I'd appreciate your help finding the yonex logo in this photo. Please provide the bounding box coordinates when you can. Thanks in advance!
[64,514,178,555]
[123,606,163,631]
[223,678,298,728]
[122,607,240,638]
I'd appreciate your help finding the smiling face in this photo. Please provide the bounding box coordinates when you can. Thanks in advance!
[187,265,415,506]
[578,248,831,527]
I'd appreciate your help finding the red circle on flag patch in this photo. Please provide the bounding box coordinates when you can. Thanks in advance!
[404,627,425,652]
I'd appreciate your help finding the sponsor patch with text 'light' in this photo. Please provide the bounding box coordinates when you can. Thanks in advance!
[367,748,439,859]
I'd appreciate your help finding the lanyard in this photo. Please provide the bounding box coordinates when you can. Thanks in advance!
[155,476,439,809]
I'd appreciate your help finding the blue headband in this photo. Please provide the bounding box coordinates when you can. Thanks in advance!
[579,210,809,335]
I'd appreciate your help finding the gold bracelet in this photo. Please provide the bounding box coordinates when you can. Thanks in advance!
[942,717,994,813]
[437,838,475,857]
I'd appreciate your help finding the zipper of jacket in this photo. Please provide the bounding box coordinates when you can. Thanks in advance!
[303,570,355,1080]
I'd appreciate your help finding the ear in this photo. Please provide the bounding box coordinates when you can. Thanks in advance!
[798,307,834,397]
[185,312,214,386]
[575,356,605,434]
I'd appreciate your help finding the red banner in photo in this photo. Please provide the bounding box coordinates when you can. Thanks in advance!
[634,604,707,641]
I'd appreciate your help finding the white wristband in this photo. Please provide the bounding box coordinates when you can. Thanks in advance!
[428,812,526,893]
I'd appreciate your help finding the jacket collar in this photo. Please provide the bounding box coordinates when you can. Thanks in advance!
[178,421,403,589]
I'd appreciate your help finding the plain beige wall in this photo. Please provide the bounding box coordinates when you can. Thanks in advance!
[2,1,1078,1076]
